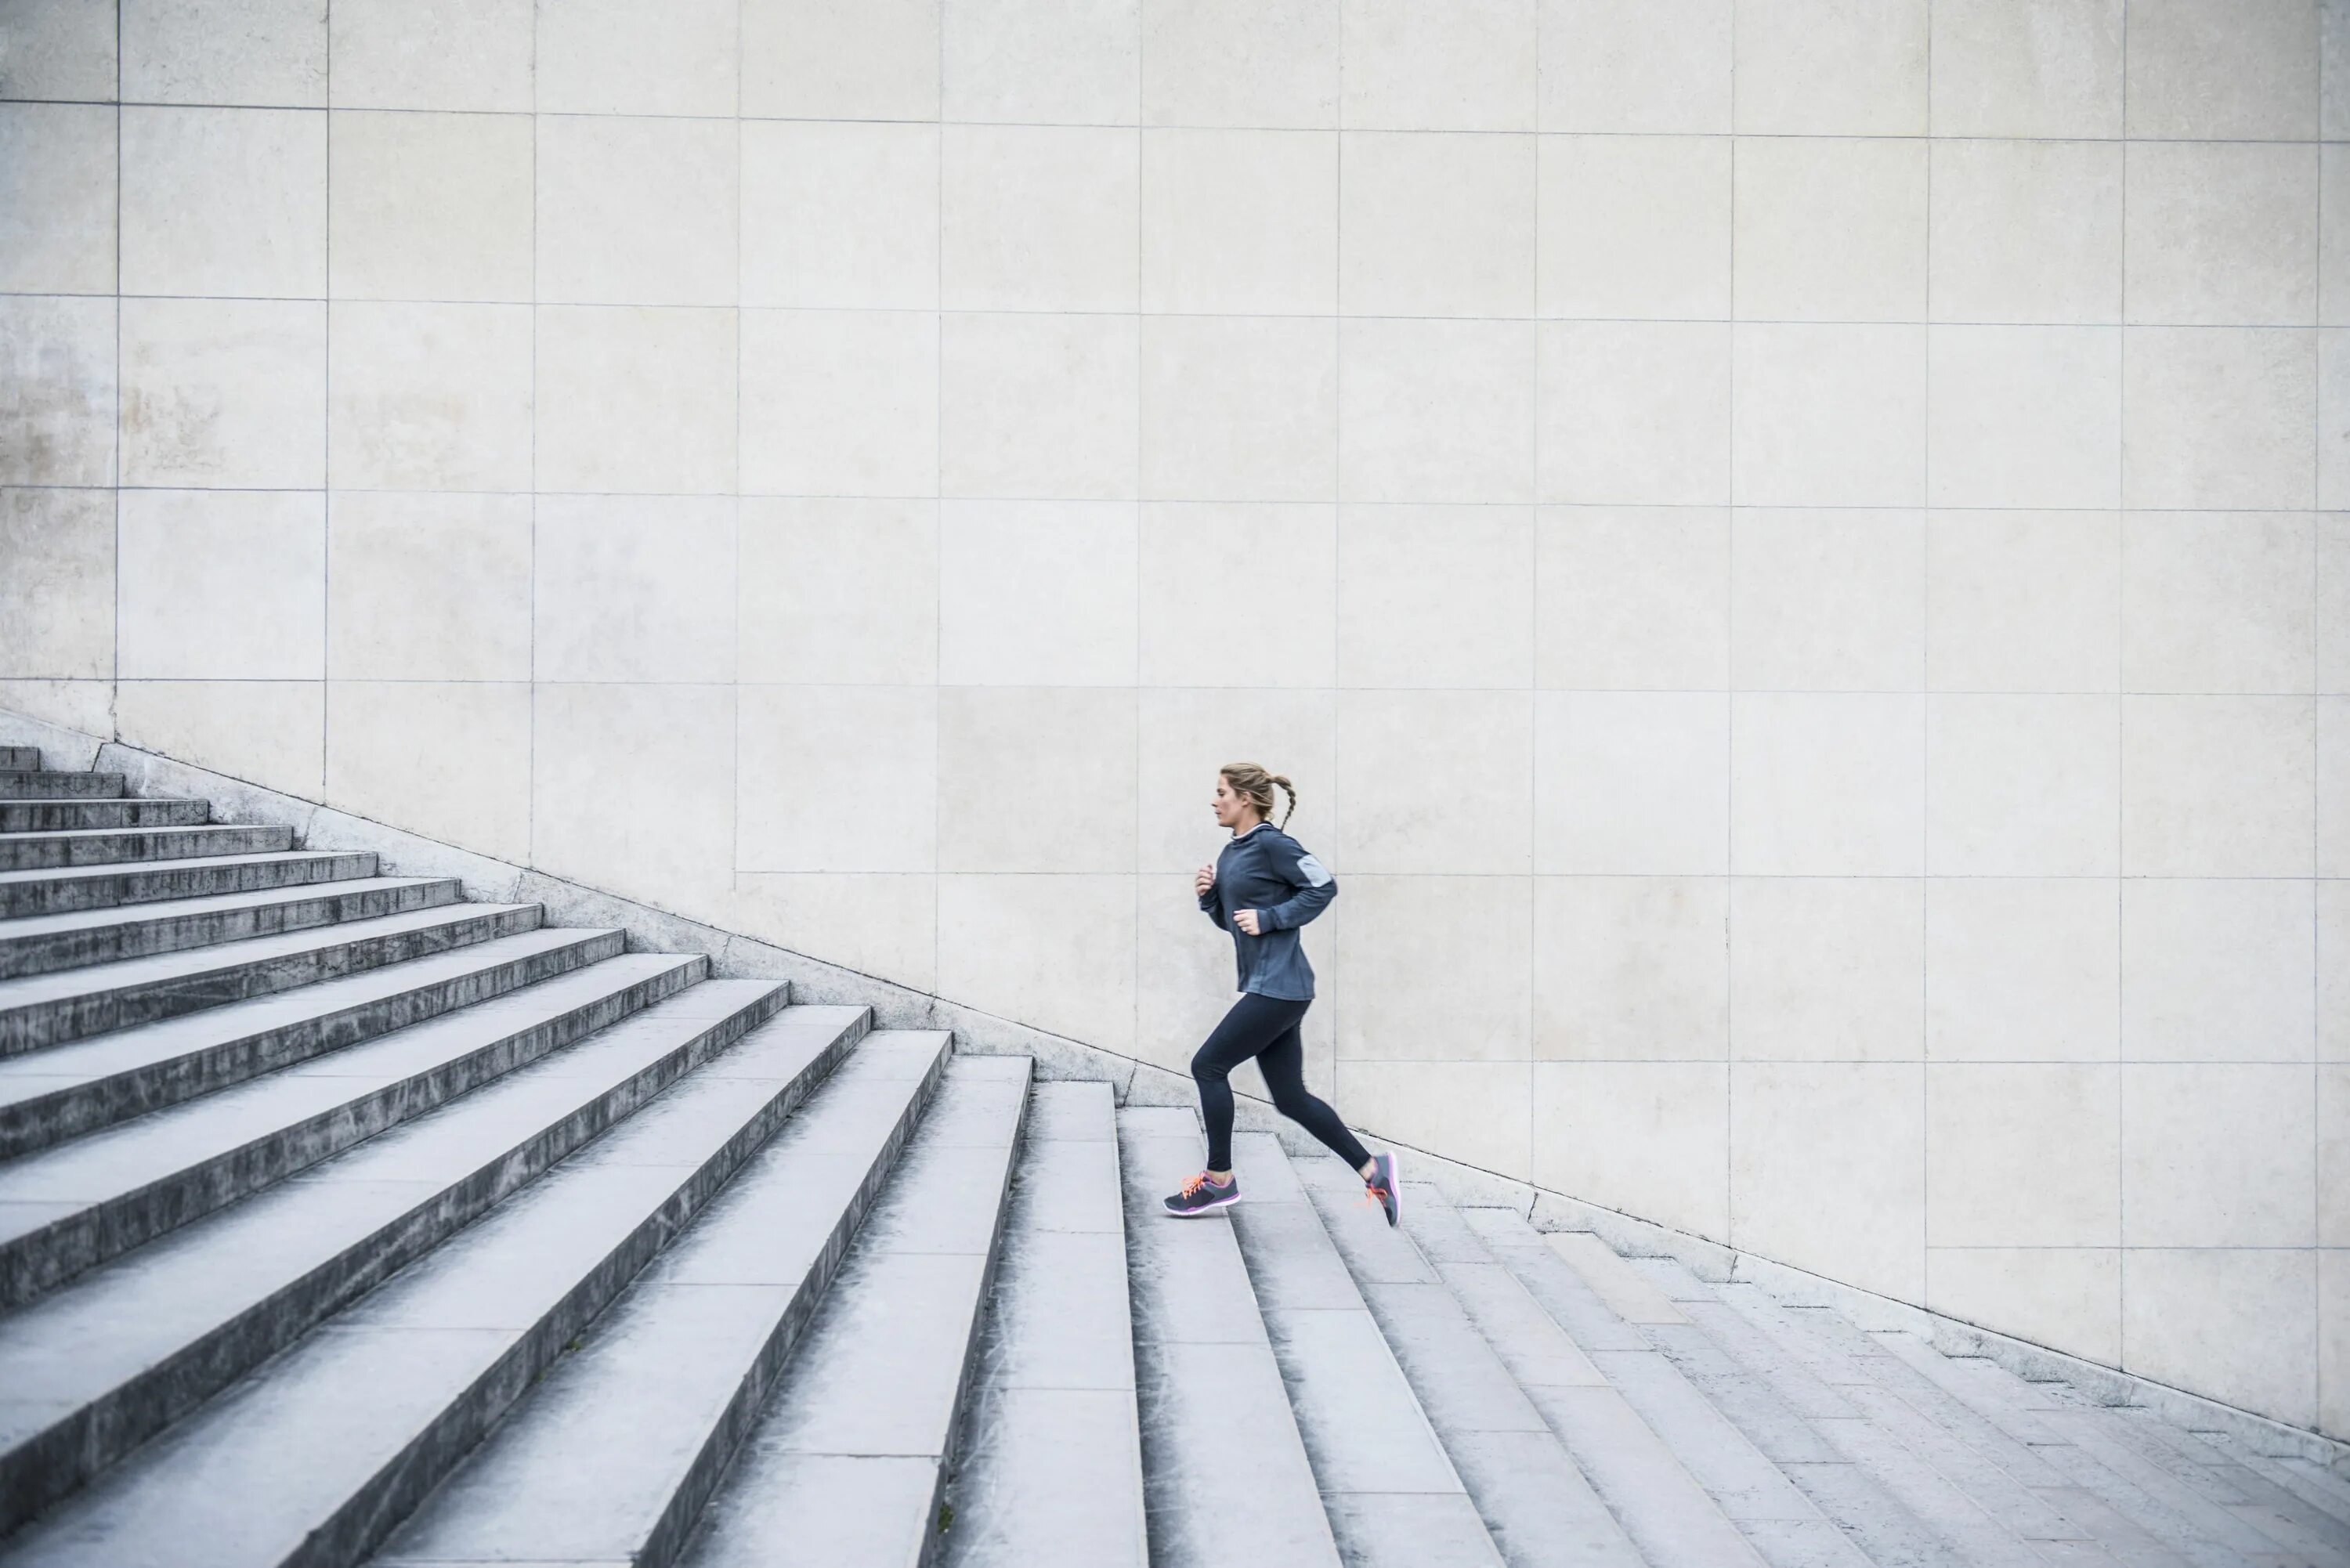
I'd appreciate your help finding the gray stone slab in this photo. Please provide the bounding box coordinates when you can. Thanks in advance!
[1433,1429,1647,1568]
[1589,1349,1826,1525]
[0,901,544,1053]
[945,1081,1144,1568]
[0,875,455,981]
[1290,1150,1649,1566]
[1323,1493,1517,1568]
[0,982,801,1536]
[0,927,634,1158]
[1227,1136,1500,1567]
[0,770,121,800]
[1119,1107,1340,1568]
[674,1056,1029,1568]
[757,1250,993,1456]
[374,1047,924,1565]
[0,822,290,873]
[1358,1280,1553,1436]
[1138,1341,1345,1568]
[942,1387,1148,1568]
[0,994,848,1566]
[970,1227,1135,1392]
[0,798,205,833]
[0,1319,519,1568]
[1526,1383,1773,1568]
[1721,1289,2207,1567]
[0,949,698,1305]
[1644,1321,1848,1464]
[2081,1405,2350,1562]
[1458,1209,1649,1353]
[0,850,381,918]
[679,1453,938,1568]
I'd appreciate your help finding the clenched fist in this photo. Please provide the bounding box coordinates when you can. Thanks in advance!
[1233,909,1263,936]
[1194,862,1216,898]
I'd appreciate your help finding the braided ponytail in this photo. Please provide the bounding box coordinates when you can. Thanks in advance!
[1220,763,1299,829]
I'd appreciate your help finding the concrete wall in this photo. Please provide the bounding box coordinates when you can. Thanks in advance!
[1,0,2345,1440]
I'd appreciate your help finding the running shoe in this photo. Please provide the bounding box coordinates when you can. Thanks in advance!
[1162,1169,1240,1216]
[1364,1151,1401,1227]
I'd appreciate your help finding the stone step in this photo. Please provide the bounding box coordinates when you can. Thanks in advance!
[0,822,293,873]
[2077,1402,2350,1566]
[1445,1205,1770,1568]
[2215,1444,2350,1533]
[1292,1165,1643,1568]
[1225,1135,1502,1568]
[0,875,460,982]
[0,749,38,771]
[0,849,380,919]
[1612,1253,2056,1568]
[667,1053,1030,1568]
[0,798,208,833]
[1116,1107,1342,1568]
[943,1080,1147,1568]
[373,1031,953,1568]
[0,901,543,1054]
[1711,1282,2203,1567]
[0,982,819,1543]
[0,771,122,800]
[0,924,625,1161]
[1867,1329,2342,1567]
[0,948,700,1309]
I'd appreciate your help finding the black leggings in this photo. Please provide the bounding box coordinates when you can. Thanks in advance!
[1191,992,1371,1174]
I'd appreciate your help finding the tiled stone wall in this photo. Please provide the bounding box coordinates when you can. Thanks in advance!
[1,0,2345,1438]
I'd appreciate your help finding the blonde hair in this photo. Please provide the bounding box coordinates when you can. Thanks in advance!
[1220,763,1298,829]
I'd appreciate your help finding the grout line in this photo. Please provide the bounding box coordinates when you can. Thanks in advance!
[2116,0,2130,1375]
[934,7,945,996]
[1723,14,1738,1251]
[1921,0,1932,1306]
[320,0,332,801]
[525,20,539,870]
[111,0,123,745]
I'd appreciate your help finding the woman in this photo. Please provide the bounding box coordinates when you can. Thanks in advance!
[1162,763,1401,1227]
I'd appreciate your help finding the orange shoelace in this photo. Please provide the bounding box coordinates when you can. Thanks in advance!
[1179,1172,1216,1198]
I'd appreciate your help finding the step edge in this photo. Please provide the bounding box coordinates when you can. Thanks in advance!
[0,948,710,1306]
[0,977,802,1537]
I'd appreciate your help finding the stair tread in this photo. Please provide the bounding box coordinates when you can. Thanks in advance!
[0,924,621,1116]
[945,1079,1147,1568]
[1873,1331,2345,1566]
[1714,1284,2212,1568]
[0,952,705,1276]
[673,1053,1030,1568]
[0,984,793,1454]
[1226,1133,1502,1568]
[1116,1105,1341,1568]
[0,825,291,872]
[0,771,123,800]
[0,987,840,1564]
[0,901,540,1015]
[0,850,364,893]
[1447,1204,1772,1568]
[372,1031,952,1568]
[1292,1163,1643,1568]
[0,876,446,945]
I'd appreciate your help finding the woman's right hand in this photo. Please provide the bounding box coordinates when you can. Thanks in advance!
[1195,863,1216,898]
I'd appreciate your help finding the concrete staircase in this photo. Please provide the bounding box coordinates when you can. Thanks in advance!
[0,749,2341,1567]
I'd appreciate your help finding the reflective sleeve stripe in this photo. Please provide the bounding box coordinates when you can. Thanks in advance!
[1295,853,1332,887]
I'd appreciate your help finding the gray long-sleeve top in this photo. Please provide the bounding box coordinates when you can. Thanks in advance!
[1198,820,1338,1001]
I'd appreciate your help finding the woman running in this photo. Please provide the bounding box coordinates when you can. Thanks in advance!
[1162,764,1401,1226]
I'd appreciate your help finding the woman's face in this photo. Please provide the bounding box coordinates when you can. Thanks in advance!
[1211,775,1251,829]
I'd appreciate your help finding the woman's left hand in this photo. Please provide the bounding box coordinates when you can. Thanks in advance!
[1234,909,1263,936]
